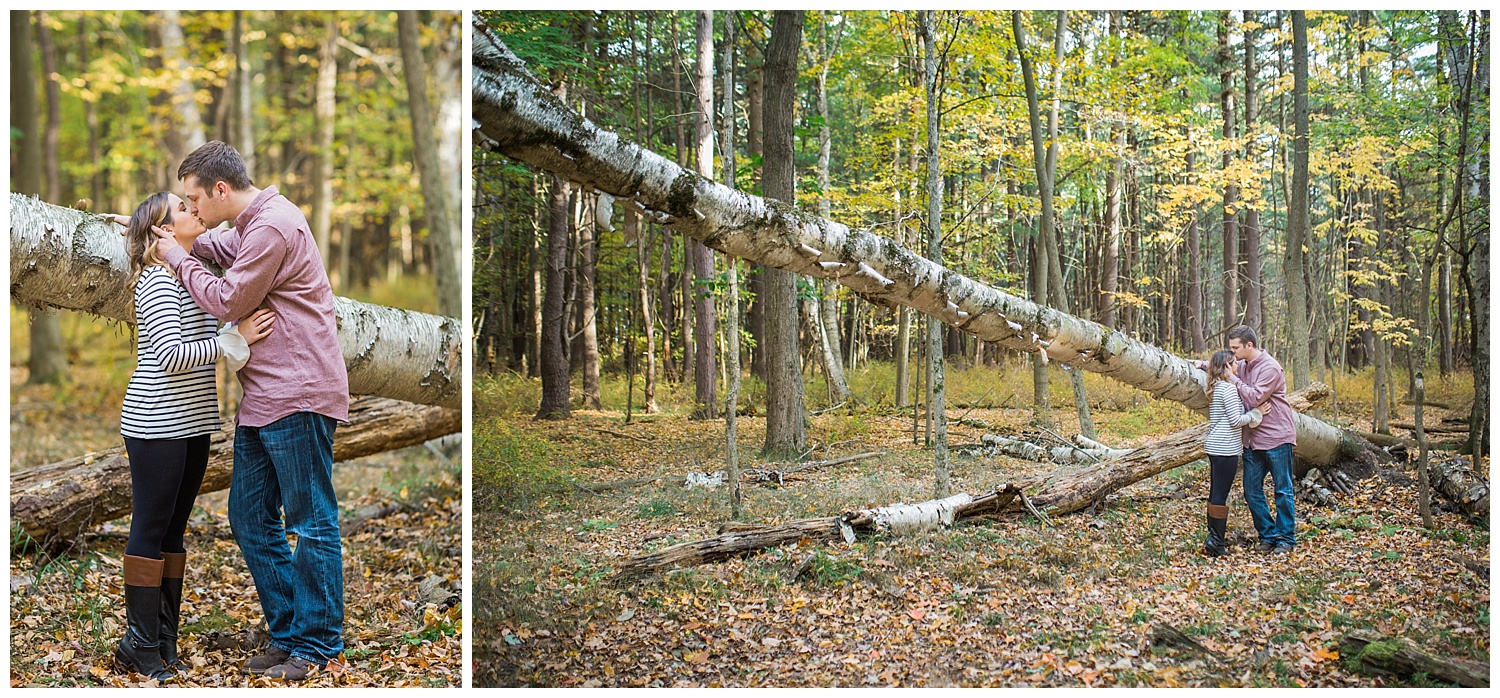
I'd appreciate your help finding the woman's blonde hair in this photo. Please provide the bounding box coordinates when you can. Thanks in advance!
[126,193,174,281]
[125,192,177,321]
[1206,349,1236,395]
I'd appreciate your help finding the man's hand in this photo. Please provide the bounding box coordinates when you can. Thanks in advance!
[151,225,184,254]
[239,308,277,345]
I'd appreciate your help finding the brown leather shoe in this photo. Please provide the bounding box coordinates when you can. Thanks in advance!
[265,656,318,681]
[245,647,291,675]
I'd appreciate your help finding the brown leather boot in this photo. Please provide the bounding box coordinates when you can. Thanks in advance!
[159,552,186,671]
[115,555,173,680]
[1203,504,1229,558]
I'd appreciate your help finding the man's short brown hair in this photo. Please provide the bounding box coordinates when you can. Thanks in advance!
[1227,325,1259,348]
[177,141,253,191]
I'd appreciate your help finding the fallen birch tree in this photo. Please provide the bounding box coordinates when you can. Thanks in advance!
[471,26,1379,472]
[11,396,460,549]
[10,194,460,409]
[616,386,1341,578]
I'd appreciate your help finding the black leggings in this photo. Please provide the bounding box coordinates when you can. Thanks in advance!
[123,435,211,559]
[1207,454,1239,507]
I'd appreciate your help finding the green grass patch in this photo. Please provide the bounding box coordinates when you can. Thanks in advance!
[472,418,572,510]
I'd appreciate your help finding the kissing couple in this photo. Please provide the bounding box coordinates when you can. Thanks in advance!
[107,141,349,682]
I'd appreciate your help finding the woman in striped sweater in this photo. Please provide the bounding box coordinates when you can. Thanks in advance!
[1203,349,1262,558]
[113,192,276,680]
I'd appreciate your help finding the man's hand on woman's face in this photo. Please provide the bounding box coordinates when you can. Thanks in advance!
[151,224,183,253]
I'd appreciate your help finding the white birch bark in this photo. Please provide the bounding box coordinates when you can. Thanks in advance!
[9,193,460,409]
[471,25,1371,468]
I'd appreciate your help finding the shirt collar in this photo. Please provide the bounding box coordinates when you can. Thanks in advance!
[234,185,279,231]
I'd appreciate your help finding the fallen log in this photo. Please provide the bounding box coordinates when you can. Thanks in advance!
[615,486,1020,581]
[1391,421,1469,434]
[615,386,1336,579]
[1427,455,1490,519]
[976,433,1132,464]
[472,26,1382,474]
[10,396,461,549]
[1340,630,1489,687]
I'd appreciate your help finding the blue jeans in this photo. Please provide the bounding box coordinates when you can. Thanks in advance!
[1242,443,1296,546]
[229,412,343,663]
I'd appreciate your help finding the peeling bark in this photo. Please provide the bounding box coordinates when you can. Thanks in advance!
[11,396,460,548]
[9,194,461,408]
[471,26,1376,469]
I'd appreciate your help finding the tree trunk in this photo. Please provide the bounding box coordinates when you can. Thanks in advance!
[14,12,70,387]
[10,195,462,408]
[1241,10,1264,331]
[746,54,767,382]
[399,10,462,319]
[760,10,806,458]
[11,397,459,550]
[471,25,1383,469]
[232,10,256,177]
[155,10,206,172]
[921,11,950,498]
[628,211,659,412]
[692,10,719,419]
[1284,12,1313,390]
[311,13,338,269]
[1219,11,1240,332]
[722,11,742,519]
[1100,11,1122,330]
[815,16,851,403]
[536,172,572,419]
[577,192,603,410]
[894,139,911,409]
[1186,145,1207,353]
[1014,12,1054,428]
[1439,253,1454,375]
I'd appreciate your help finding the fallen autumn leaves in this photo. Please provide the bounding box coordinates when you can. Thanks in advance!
[10,457,462,688]
[475,390,1489,687]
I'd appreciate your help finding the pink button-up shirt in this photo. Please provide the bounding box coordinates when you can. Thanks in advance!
[1230,350,1296,451]
[163,186,350,427]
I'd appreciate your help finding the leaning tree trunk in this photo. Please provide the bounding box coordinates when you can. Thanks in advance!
[9,194,461,409]
[471,25,1379,470]
[11,396,460,549]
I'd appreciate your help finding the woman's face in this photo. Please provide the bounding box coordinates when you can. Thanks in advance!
[163,193,207,242]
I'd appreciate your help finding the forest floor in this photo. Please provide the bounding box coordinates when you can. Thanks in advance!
[473,362,1488,687]
[9,304,462,687]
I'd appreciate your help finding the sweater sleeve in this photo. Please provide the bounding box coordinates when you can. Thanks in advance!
[1233,361,1284,409]
[164,222,285,322]
[137,269,224,374]
[190,226,242,268]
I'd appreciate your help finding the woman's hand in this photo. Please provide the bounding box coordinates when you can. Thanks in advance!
[239,308,277,345]
[151,224,183,254]
[100,213,130,231]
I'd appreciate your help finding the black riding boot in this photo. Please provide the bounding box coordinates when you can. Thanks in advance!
[159,552,186,671]
[1203,504,1229,558]
[115,555,174,680]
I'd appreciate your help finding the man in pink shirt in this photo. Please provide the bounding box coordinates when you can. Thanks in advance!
[1200,325,1298,555]
[154,141,348,680]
